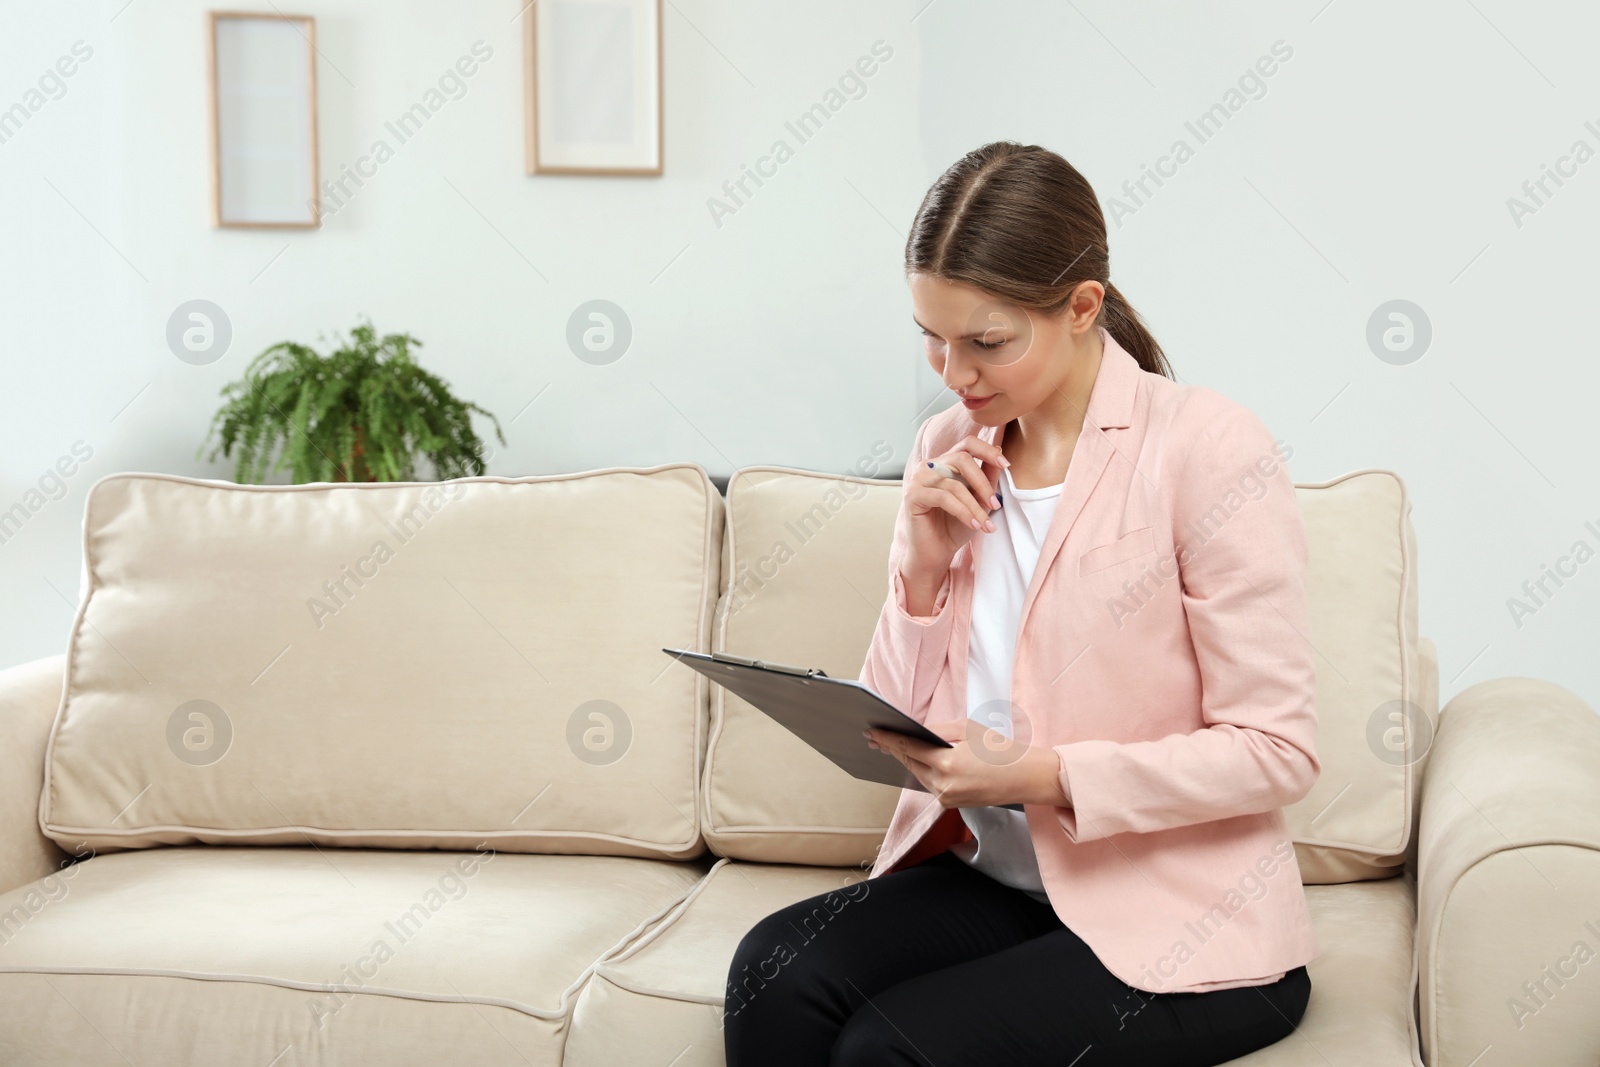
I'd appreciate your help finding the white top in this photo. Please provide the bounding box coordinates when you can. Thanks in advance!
[948,462,1059,905]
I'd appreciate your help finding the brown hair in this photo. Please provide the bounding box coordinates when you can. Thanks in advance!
[905,140,1172,379]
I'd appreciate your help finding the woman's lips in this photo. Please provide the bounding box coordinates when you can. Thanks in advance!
[961,394,995,410]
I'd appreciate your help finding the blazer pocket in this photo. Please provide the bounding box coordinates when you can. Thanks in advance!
[1078,526,1156,576]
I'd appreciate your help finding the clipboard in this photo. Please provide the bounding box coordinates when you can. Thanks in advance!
[663,647,1023,811]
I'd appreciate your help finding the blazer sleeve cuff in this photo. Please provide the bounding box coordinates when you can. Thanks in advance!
[1052,739,1124,843]
[891,566,953,626]
[857,568,956,724]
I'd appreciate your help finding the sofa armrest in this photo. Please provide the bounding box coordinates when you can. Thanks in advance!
[0,655,72,895]
[1415,676,1600,1067]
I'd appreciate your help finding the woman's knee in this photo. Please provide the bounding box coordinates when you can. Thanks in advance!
[724,902,849,1020]
[724,915,788,1018]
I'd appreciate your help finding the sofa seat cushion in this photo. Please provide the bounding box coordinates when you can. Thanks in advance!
[564,859,1423,1066]
[0,846,706,1066]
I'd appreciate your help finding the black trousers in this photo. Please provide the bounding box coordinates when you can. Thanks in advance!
[723,849,1311,1066]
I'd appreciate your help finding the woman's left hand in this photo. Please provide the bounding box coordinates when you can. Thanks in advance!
[864,718,1068,809]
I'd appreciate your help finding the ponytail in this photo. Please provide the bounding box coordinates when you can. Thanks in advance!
[1099,281,1170,378]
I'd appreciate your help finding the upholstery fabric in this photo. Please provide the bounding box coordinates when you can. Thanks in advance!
[1414,677,1600,1066]
[702,466,904,864]
[1287,471,1428,882]
[40,469,722,858]
[0,656,71,895]
[0,846,707,1065]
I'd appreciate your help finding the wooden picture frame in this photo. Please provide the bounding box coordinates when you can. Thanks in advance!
[207,11,320,227]
[523,0,663,176]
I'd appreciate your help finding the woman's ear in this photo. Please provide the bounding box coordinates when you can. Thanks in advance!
[1064,280,1106,333]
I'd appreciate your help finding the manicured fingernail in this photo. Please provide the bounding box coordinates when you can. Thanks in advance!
[989,495,999,509]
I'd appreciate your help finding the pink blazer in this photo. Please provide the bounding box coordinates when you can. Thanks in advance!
[858,326,1321,994]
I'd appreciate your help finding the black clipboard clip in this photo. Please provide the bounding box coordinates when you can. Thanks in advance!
[709,650,829,678]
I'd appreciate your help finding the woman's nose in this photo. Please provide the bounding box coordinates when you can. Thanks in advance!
[944,368,981,394]
[940,357,976,393]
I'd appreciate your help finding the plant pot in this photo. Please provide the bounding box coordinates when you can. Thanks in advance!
[332,425,377,483]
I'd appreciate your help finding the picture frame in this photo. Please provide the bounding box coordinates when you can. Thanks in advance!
[523,0,663,176]
[206,10,320,227]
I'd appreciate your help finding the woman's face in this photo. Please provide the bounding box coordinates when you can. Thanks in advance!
[909,271,1099,427]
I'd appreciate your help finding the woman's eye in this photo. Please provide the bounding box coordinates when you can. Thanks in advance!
[921,327,1004,351]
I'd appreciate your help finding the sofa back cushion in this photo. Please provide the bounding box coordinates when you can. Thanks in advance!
[702,467,903,866]
[1287,470,1431,882]
[41,469,722,858]
[705,466,1429,884]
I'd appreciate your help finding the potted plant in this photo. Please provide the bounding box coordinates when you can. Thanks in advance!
[199,321,505,484]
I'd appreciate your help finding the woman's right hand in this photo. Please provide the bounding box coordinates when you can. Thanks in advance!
[901,435,1008,587]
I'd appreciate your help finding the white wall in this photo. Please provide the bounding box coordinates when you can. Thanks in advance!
[2,0,1597,717]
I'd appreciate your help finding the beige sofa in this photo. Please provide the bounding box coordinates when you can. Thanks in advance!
[0,465,1595,1066]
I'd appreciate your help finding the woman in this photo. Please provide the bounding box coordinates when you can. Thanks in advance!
[722,141,1320,1066]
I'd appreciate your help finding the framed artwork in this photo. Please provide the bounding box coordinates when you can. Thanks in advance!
[207,11,320,227]
[523,0,663,176]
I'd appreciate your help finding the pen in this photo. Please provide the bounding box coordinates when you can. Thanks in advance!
[926,460,1001,508]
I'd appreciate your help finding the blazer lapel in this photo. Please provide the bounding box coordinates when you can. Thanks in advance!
[1017,426,1116,635]
[967,328,1141,641]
